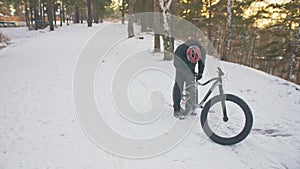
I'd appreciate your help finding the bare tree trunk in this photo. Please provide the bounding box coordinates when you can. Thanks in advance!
[250,29,257,67]
[245,49,250,66]
[75,4,80,23]
[122,0,125,24]
[171,0,176,48]
[62,0,65,23]
[94,0,99,24]
[24,0,30,27]
[34,4,39,30]
[207,0,212,41]
[59,4,63,26]
[287,21,300,80]
[216,26,222,55]
[271,60,279,75]
[196,0,201,16]
[160,0,174,61]
[53,1,57,26]
[140,0,147,32]
[128,0,136,38]
[30,6,34,26]
[47,0,54,31]
[87,0,92,27]
[80,8,84,23]
[154,0,161,52]
[43,1,46,24]
[297,59,300,84]
[60,2,63,26]
[39,0,44,27]
[66,4,69,26]
[141,0,152,32]
[154,34,161,52]
[221,0,233,61]
[99,1,103,23]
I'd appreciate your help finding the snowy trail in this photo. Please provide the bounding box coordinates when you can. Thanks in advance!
[0,24,300,169]
[0,25,116,169]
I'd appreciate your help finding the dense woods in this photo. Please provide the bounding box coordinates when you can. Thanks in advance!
[1,0,299,84]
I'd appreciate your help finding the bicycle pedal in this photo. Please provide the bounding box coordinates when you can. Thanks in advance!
[179,117,185,120]
[177,115,185,120]
[190,112,197,116]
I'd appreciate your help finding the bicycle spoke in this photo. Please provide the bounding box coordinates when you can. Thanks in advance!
[206,100,246,138]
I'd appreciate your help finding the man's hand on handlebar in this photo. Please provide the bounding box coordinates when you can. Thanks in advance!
[196,74,202,81]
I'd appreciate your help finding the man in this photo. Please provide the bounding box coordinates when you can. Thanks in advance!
[173,39,206,119]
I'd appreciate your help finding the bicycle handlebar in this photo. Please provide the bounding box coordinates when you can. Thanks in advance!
[196,67,224,86]
[217,67,224,76]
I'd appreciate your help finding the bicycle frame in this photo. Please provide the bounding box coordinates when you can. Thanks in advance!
[195,68,229,122]
[197,77,220,108]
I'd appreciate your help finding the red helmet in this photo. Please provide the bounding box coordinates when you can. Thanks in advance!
[186,46,201,63]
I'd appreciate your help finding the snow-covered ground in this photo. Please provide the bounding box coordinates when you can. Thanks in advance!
[0,23,300,169]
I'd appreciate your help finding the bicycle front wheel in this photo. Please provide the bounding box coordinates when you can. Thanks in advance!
[200,94,253,145]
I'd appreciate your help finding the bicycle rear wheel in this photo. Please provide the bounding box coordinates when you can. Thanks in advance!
[200,94,253,145]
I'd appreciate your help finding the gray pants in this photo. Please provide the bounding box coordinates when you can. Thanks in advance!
[173,71,196,112]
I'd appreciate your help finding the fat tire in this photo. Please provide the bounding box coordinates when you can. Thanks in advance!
[200,94,253,145]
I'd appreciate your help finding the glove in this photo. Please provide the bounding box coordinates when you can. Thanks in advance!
[196,74,202,81]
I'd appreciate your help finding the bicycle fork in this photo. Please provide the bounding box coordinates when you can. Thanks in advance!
[218,78,228,122]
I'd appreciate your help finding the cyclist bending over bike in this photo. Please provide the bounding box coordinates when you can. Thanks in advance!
[173,39,206,118]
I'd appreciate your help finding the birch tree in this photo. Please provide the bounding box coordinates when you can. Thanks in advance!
[159,0,174,61]
[288,21,300,80]
[222,0,233,61]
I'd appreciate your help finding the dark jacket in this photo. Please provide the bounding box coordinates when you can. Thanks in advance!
[174,39,206,76]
